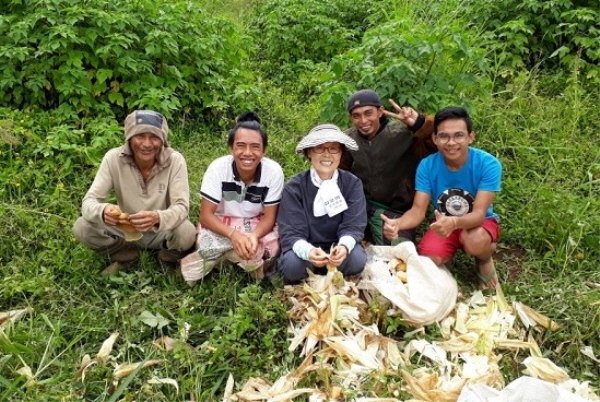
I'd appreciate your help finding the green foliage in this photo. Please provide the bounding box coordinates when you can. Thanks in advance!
[0,108,120,206]
[466,0,600,85]
[200,284,292,373]
[0,0,259,121]
[251,0,378,65]
[249,0,381,95]
[319,8,492,124]
[475,70,600,263]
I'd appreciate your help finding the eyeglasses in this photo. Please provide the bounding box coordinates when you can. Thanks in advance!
[312,144,342,154]
[435,132,469,144]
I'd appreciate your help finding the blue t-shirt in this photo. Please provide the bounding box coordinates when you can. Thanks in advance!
[416,147,502,220]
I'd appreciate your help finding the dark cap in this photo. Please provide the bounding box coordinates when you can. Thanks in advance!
[346,89,382,113]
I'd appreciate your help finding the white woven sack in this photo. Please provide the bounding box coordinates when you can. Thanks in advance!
[457,376,591,402]
[360,242,458,326]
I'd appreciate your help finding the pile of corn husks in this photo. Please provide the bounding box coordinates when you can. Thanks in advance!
[225,266,600,402]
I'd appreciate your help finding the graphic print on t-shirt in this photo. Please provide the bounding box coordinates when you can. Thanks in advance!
[436,188,474,216]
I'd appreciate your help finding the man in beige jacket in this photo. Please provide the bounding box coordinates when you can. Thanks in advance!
[73,110,196,274]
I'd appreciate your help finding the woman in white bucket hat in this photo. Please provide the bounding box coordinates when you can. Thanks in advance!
[277,124,368,284]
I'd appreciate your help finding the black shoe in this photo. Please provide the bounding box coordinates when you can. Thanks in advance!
[157,249,186,264]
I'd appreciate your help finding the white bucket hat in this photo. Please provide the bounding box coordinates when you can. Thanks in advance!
[295,124,358,153]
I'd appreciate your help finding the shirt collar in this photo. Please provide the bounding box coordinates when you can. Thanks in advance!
[119,143,173,177]
[374,115,390,137]
[232,159,262,183]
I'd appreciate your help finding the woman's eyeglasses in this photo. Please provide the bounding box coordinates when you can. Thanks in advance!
[312,144,342,154]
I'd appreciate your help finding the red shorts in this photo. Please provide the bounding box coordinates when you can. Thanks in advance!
[418,218,500,261]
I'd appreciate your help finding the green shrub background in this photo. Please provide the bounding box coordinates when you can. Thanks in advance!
[0,0,258,120]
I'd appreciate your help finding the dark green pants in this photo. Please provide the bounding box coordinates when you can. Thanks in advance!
[365,201,416,245]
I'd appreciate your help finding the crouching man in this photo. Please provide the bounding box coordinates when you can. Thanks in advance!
[73,110,196,274]
[180,112,284,285]
[381,107,502,289]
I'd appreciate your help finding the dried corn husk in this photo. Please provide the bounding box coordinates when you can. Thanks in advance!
[229,246,592,402]
[581,346,600,363]
[402,369,465,402]
[16,365,36,388]
[324,336,383,370]
[523,356,570,383]
[231,376,316,402]
[153,336,178,351]
[76,354,97,381]
[223,374,235,402]
[460,354,504,388]
[513,302,560,330]
[96,332,119,366]
[0,308,32,329]
[113,359,162,379]
[147,377,179,393]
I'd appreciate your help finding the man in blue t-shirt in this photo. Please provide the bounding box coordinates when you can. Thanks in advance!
[381,107,502,289]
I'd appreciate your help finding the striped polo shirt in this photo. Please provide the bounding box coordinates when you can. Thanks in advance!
[200,155,284,218]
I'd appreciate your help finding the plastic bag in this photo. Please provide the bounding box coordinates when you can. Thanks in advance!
[359,241,458,326]
[457,376,594,402]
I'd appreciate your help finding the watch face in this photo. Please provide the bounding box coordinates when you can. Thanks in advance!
[437,188,474,216]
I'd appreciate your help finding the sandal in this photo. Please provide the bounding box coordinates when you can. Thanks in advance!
[476,258,498,289]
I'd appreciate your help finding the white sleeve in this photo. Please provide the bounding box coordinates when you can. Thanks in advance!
[200,158,224,204]
[338,235,356,253]
[292,239,315,261]
[264,161,284,205]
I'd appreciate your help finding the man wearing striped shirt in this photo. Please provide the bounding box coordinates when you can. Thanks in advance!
[180,113,284,284]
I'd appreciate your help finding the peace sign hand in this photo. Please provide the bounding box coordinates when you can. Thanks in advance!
[382,99,419,127]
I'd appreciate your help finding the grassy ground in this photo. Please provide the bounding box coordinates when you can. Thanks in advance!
[2,82,599,400]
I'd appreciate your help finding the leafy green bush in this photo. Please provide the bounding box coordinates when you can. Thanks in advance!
[466,0,600,85]
[318,14,492,124]
[249,0,380,92]
[0,0,259,121]
[0,108,120,205]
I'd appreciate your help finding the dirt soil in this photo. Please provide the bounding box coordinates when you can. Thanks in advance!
[495,244,527,282]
